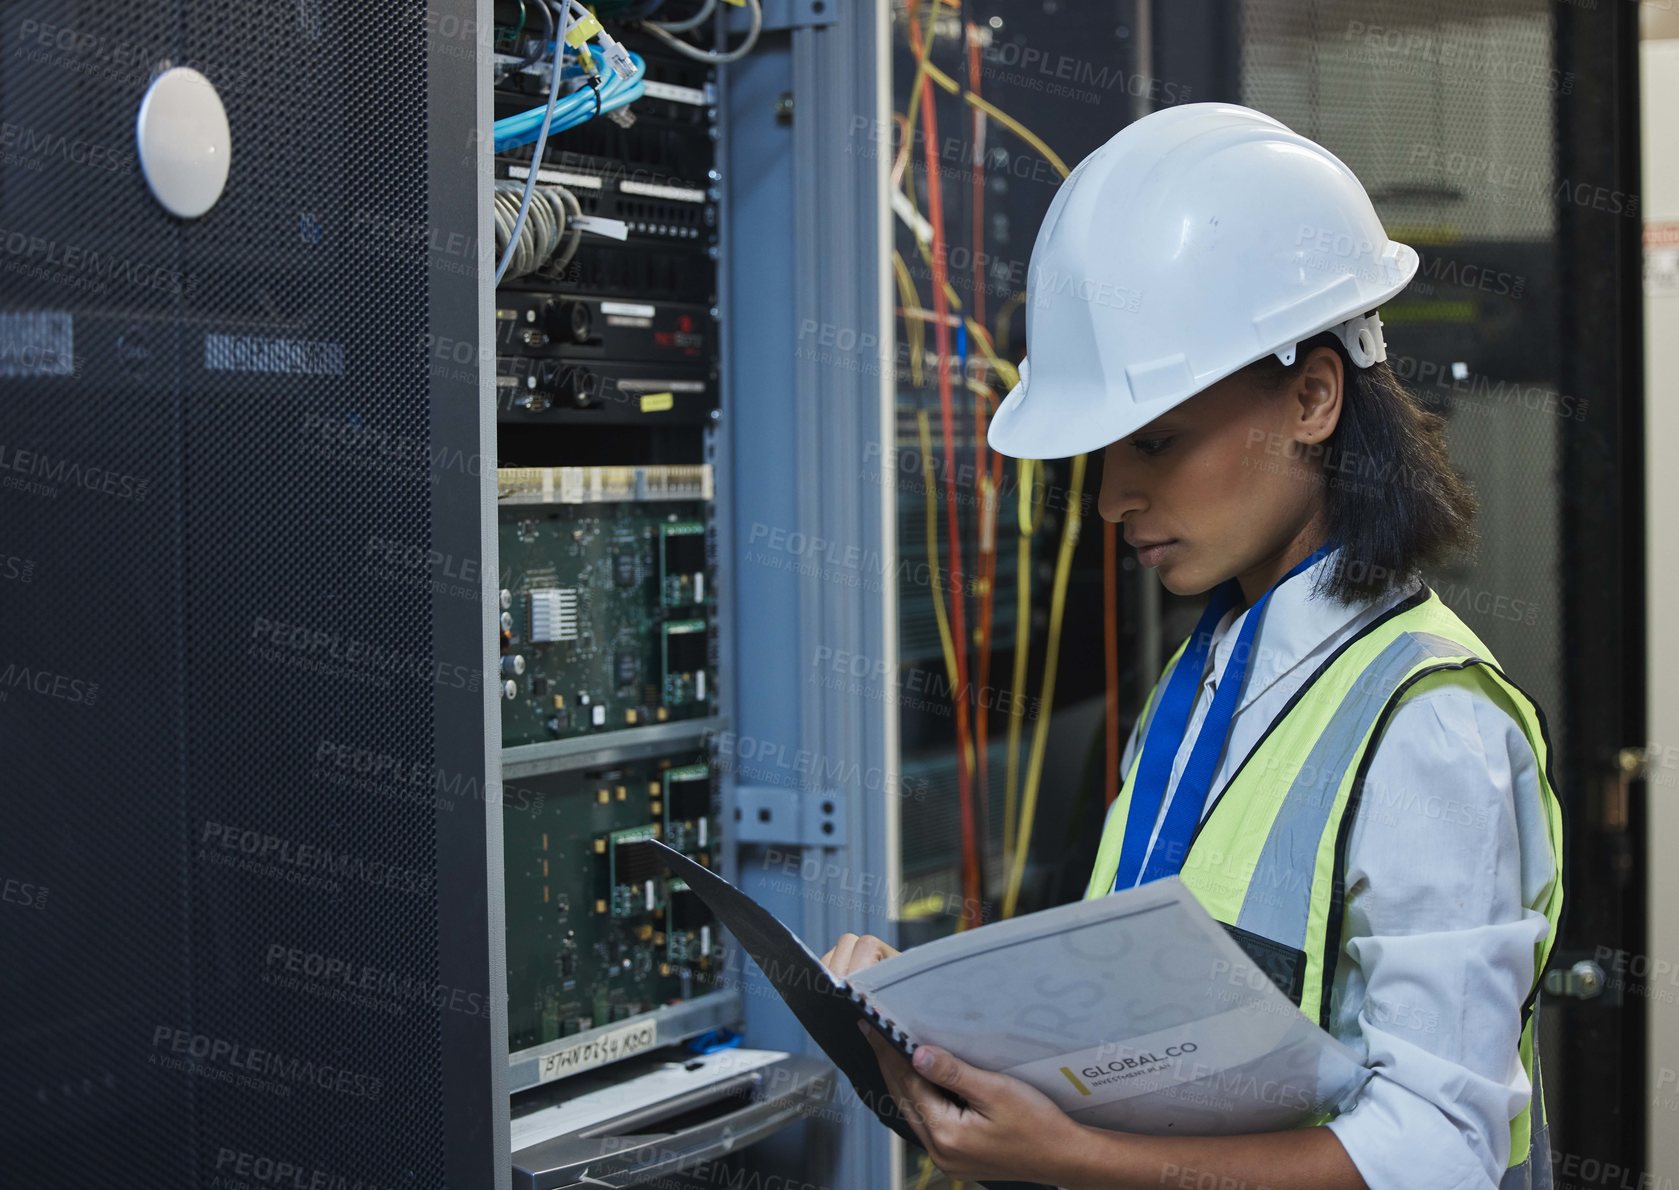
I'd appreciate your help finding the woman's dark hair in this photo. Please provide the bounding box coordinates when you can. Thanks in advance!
[1243,329,1479,606]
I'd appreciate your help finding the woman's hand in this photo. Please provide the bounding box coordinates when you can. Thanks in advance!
[817,932,900,978]
[859,1023,1088,1186]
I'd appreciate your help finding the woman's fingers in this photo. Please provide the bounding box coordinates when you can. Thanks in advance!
[822,932,901,977]
[847,934,898,975]
[825,932,859,975]
[822,932,898,977]
[860,1023,935,1150]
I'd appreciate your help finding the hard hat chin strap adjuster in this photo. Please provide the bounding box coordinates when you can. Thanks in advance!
[1273,309,1389,370]
[1336,309,1388,368]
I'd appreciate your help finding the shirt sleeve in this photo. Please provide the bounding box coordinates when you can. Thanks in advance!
[1323,680,1556,1190]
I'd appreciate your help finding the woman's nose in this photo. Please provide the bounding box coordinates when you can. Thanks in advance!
[1097,443,1143,523]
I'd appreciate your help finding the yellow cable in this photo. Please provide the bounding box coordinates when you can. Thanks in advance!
[919,58,1072,179]
[895,247,1023,398]
[894,2,1064,386]
[891,249,926,388]
[994,290,1027,354]
[1003,494,1029,865]
[1003,456,1036,865]
[891,14,1076,917]
[1003,452,1086,919]
[895,0,954,191]
[1016,456,1040,535]
[963,316,1016,390]
[914,1155,935,1190]
[908,269,1042,902]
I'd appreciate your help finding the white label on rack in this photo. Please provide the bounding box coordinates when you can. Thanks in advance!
[599,301,656,318]
[620,179,706,203]
[536,1019,658,1083]
[642,79,709,106]
[618,378,707,394]
[504,165,604,190]
[571,215,629,241]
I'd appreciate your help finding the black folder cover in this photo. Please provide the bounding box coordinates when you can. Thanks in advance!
[637,838,1052,1190]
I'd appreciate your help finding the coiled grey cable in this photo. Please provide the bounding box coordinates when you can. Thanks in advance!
[638,0,759,63]
[548,185,584,275]
[650,0,715,33]
[494,182,584,280]
[494,0,572,285]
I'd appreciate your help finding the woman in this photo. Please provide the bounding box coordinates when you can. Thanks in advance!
[820,104,1564,1190]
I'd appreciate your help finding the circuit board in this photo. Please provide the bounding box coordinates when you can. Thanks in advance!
[497,465,717,746]
[504,751,722,1053]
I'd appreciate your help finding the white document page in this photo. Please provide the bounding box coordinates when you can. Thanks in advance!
[842,878,1372,1135]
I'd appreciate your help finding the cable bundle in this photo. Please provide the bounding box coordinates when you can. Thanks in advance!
[492,181,583,281]
[888,5,1090,936]
[493,59,646,153]
[492,0,642,283]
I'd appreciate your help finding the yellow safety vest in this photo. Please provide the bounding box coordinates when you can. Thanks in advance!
[1084,584,1565,1187]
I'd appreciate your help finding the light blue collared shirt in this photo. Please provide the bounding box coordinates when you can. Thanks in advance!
[1108,547,1555,1189]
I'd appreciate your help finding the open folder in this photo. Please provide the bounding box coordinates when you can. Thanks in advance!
[636,838,1372,1190]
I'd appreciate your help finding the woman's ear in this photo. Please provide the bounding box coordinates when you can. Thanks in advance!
[1293,345,1345,445]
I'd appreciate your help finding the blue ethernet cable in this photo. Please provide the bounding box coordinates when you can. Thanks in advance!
[493,51,646,153]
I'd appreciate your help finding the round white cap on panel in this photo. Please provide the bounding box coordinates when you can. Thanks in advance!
[136,67,231,219]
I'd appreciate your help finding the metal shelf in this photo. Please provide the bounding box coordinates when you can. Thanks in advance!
[501,716,727,779]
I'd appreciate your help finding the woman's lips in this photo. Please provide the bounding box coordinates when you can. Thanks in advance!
[1136,540,1178,567]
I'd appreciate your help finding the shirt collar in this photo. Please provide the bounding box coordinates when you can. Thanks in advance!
[1202,545,1416,714]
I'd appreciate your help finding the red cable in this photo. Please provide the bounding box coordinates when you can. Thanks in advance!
[910,7,980,925]
[967,24,994,886]
[969,28,987,331]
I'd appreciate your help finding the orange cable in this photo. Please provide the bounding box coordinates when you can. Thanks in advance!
[910,4,980,925]
[966,23,994,883]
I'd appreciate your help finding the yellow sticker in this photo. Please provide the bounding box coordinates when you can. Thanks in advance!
[565,12,604,46]
[722,0,747,6]
[639,391,675,413]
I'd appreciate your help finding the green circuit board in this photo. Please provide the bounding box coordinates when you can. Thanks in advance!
[504,752,722,1054]
[497,466,717,747]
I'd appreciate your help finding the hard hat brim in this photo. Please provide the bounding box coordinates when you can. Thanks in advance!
[986,243,1420,461]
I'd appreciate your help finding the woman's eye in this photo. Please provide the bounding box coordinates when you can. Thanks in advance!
[1132,437,1173,457]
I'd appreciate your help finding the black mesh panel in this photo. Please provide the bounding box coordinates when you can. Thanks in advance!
[0,3,464,1186]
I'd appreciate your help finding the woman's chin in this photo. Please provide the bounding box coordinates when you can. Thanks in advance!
[1155,552,1222,599]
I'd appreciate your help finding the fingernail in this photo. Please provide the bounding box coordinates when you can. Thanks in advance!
[912,1046,932,1070]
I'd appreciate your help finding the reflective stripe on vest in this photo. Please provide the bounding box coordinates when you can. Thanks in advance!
[1084,584,1565,1178]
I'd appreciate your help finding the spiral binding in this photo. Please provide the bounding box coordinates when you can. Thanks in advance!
[848,986,913,1051]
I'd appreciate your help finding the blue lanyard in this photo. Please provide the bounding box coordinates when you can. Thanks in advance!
[1112,542,1336,892]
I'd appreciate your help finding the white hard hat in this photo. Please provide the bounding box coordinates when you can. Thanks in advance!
[986,103,1419,460]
